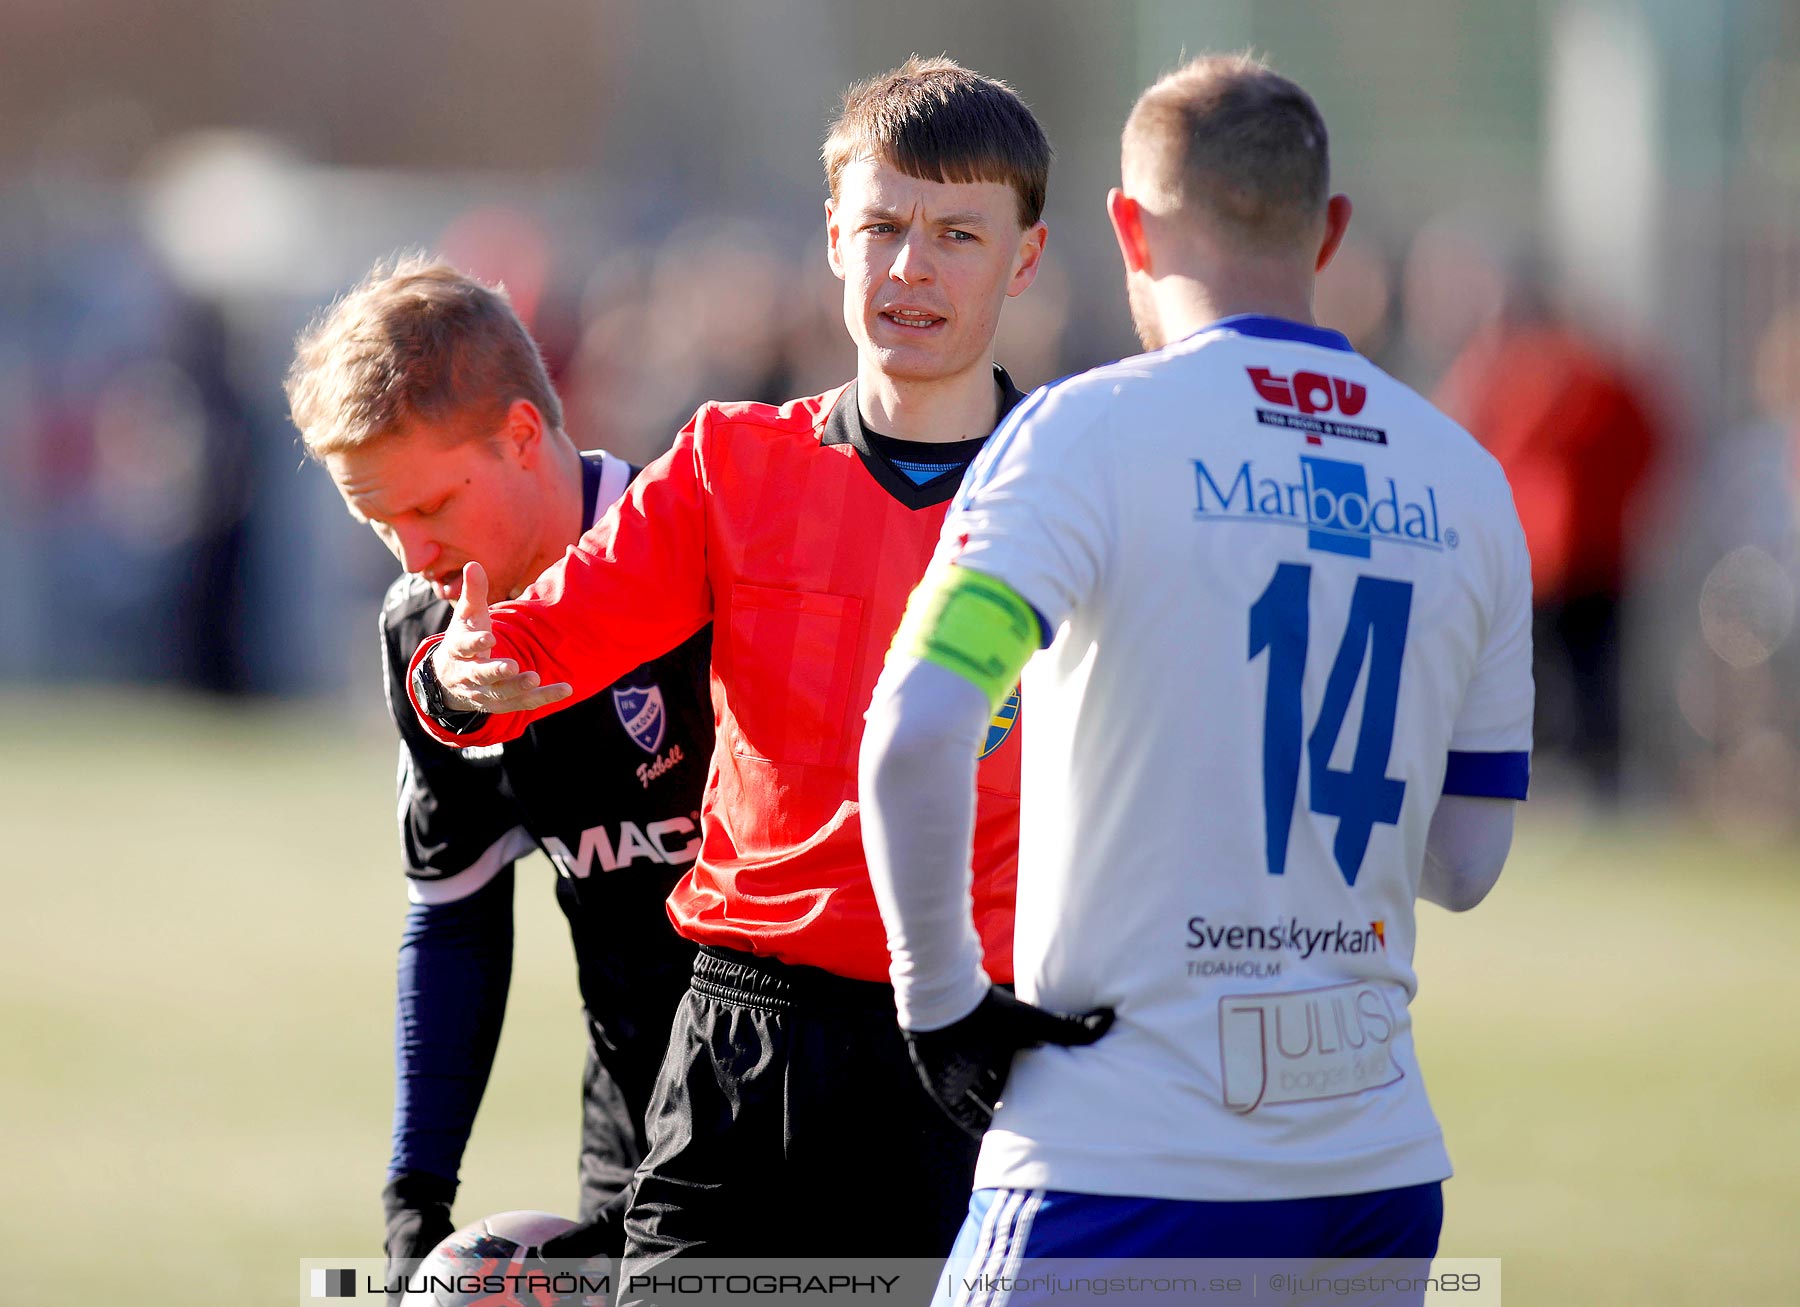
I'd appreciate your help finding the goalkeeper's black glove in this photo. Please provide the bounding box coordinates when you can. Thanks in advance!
[515,1219,617,1307]
[904,985,1114,1138]
[382,1171,456,1302]
[535,1208,623,1262]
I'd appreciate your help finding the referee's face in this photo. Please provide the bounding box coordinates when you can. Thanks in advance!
[325,419,540,603]
[827,158,1045,391]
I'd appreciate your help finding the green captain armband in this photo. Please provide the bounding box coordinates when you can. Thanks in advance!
[891,564,1040,711]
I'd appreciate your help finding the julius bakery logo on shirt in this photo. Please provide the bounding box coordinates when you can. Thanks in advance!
[1192,454,1455,559]
[1219,979,1404,1114]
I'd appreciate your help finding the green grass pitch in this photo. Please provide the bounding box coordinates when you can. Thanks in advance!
[2,693,1794,1303]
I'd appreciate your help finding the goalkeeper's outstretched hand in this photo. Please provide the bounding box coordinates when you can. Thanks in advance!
[904,986,1114,1138]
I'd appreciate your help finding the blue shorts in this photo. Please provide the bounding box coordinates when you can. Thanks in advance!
[936,1184,1443,1307]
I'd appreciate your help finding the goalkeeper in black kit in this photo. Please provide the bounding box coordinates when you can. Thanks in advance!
[285,257,714,1291]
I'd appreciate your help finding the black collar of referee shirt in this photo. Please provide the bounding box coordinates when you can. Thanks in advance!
[821,363,1027,510]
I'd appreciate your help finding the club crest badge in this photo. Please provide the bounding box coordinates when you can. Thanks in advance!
[612,684,667,754]
[980,685,1021,759]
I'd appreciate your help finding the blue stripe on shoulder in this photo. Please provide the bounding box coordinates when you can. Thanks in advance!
[1211,313,1356,351]
[1442,750,1530,799]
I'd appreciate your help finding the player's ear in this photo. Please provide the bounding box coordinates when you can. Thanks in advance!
[1007,220,1048,298]
[825,199,846,280]
[1315,194,1353,274]
[500,399,546,465]
[1107,189,1152,277]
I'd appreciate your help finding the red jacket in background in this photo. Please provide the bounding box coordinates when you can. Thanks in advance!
[1437,323,1661,602]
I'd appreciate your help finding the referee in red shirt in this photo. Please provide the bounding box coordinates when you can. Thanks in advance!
[405,57,1106,1266]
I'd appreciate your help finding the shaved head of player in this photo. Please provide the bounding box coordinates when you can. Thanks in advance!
[1108,52,1352,350]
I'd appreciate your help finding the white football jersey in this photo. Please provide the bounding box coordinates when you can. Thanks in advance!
[944,315,1532,1201]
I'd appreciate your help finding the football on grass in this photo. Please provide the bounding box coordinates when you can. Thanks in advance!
[400,1211,611,1307]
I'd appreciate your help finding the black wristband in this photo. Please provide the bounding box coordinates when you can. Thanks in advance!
[411,649,488,736]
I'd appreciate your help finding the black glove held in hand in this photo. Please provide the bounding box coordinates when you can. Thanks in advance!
[382,1171,456,1300]
[904,985,1114,1138]
[537,1210,623,1263]
[518,1220,616,1307]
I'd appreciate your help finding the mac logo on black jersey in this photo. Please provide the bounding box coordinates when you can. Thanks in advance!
[613,684,668,753]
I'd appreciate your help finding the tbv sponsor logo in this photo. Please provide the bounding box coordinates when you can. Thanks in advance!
[1192,454,1452,559]
[1249,367,1368,415]
[1247,366,1386,446]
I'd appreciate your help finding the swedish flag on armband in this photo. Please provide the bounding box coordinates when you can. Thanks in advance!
[981,685,1021,758]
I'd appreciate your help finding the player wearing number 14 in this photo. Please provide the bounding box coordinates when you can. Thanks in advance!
[860,53,1532,1281]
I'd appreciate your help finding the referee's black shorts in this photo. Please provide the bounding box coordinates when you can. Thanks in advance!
[621,944,980,1268]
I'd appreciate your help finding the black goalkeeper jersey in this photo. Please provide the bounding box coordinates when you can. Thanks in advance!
[378,452,712,1106]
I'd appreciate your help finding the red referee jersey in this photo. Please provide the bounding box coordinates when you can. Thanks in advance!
[408,377,1023,983]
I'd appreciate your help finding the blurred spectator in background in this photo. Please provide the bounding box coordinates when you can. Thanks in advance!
[561,222,813,465]
[1688,301,1800,567]
[1674,302,1800,834]
[1398,217,1508,390]
[1314,227,1400,364]
[1436,277,1666,800]
[3,168,255,692]
[1759,303,1800,532]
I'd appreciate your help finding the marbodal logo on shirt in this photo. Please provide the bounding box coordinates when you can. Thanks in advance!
[1192,454,1452,559]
